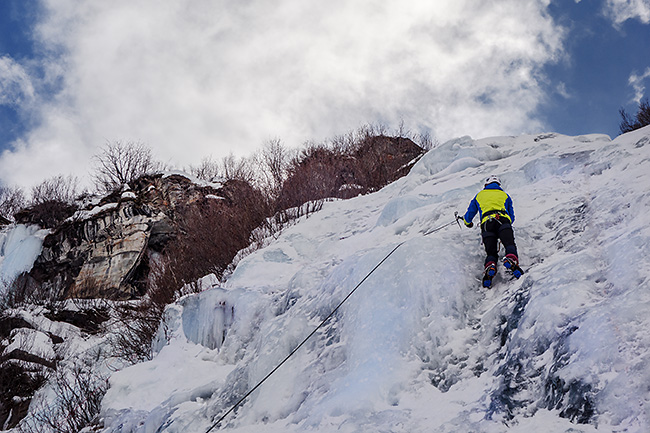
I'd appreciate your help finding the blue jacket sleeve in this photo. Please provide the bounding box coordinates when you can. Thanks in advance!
[464,196,480,224]
[505,195,515,223]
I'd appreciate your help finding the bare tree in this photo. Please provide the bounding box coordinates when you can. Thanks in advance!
[92,140,161,193]
[0,185,26,221]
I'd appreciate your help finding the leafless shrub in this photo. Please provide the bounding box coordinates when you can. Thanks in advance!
[0,185,26,221]
[18,363,107,433]
[1,275,30,309]
[1,273,58,310]
[30,175,79,205]
[44,299,111,336]
[189,153,256,184]
[327,123,387,154]
[11,175,80,229]
[273,199,325,226]
[414,130,436,150]
[92,140,161,193]
[14,200,77,230]
[110,298,164,363]
[220,152,256,183]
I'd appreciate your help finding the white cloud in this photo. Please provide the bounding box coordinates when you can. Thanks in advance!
[629,67,650,102]
[555,82,572,99]
[603,0,650,25]
[0,0,565,189]
[0,55,35,107]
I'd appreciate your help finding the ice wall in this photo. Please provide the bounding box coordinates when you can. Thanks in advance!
[0,224,47,295]
[97,127,650,433]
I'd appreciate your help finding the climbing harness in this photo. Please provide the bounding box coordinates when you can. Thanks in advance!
[204,213,461,432]
[480,209,507,229]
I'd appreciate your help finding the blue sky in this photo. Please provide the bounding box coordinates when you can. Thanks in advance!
[0,0,649,190]
[542,0,650,136]
[0,1,38,148]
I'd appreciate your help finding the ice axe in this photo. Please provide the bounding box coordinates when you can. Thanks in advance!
[423,211,463,236]
[454,211,463,229]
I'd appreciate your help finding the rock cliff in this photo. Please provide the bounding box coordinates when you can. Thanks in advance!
[17,173,258,300]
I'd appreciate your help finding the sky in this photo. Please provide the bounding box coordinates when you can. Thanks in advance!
[0,0,649,191]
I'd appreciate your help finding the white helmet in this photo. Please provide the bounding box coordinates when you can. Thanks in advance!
[485,175,501,186]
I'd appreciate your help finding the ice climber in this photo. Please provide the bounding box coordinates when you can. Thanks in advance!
[461,175,523,287]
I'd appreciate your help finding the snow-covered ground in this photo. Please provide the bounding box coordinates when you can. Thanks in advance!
[98,128,650,433]
[7,127,650,432]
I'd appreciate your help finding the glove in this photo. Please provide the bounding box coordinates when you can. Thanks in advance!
[457,214,473,228]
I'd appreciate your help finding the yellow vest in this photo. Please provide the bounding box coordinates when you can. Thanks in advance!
[476,189,512,224]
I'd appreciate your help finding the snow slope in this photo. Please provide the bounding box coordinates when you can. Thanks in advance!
[96,127,650,433]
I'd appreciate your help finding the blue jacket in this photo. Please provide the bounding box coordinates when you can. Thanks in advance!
[464,183,515,225]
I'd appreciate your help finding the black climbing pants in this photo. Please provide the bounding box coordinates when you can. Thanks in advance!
[481,219,518,266]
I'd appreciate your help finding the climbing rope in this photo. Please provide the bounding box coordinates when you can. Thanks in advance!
[205,214,460,432]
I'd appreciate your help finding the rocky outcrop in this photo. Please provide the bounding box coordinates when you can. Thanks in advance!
[22,173,244,300]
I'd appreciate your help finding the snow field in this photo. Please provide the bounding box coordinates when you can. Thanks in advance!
[103,128,650,432]
[6,127,650,432]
